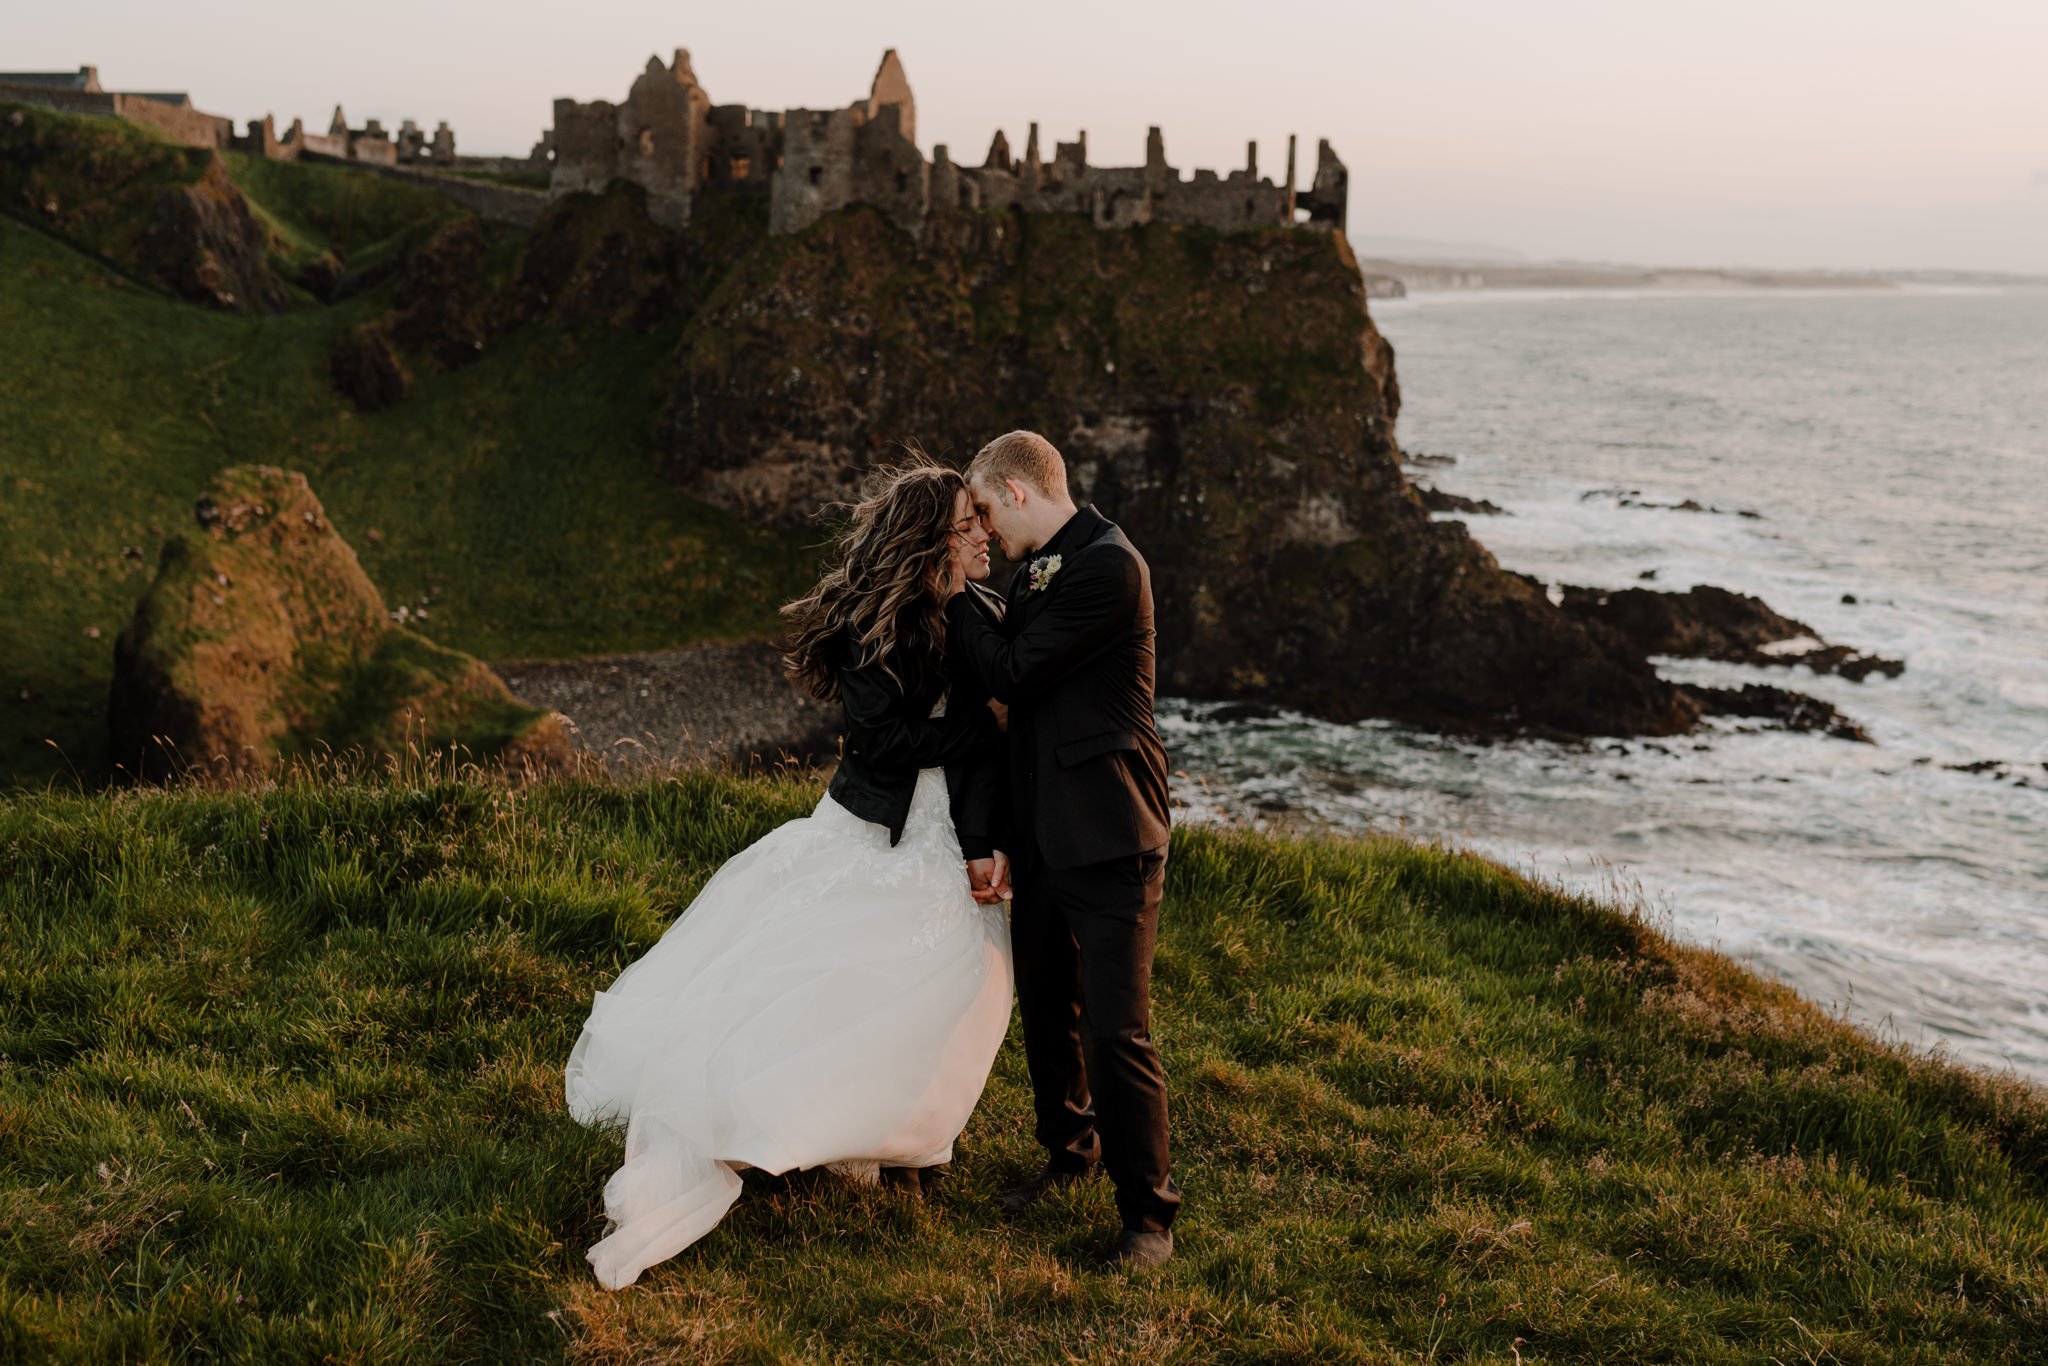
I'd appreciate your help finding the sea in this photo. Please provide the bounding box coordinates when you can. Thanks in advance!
[1162,284,2048,1081]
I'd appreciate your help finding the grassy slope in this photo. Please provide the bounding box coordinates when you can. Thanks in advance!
[0,770,2041,1363]
[0,161,814,787]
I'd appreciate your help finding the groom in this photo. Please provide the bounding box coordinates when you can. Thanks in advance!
[946,430,1181,1268]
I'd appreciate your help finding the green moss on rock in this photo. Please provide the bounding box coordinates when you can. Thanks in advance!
[0,102,284,312]
[109,465,570,779]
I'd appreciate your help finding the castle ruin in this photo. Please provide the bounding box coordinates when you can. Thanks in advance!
[0,65,541,179]
[546,49,1349,239]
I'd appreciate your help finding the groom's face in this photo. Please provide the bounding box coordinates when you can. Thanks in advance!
[968,477,1031,560]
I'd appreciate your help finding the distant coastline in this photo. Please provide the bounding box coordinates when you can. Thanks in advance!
[1363,257,2048,294]
[1364,258,1892,292]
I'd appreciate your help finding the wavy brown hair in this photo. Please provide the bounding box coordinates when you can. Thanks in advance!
[782,452,968,703]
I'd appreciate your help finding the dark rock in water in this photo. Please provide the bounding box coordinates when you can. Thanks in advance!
[655,205,1694,740]
[1206,701,1283,724]
[1582,487,1763,519]
[110,465,572,781]
[1404,451,1458,468]
[1558,583,1903,682]
[1638,569,1660,581]
[1683,684,1871,743]
[1842,593,1858,605]
[1415,485,1507,516]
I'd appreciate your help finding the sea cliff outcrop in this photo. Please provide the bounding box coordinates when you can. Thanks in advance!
[656,205,1694,737]
[109,466,572,779]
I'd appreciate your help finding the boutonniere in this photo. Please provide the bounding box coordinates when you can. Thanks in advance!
[1026,554,1064,594]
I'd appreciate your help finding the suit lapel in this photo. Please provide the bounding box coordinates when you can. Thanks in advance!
[1012,507,1106,627]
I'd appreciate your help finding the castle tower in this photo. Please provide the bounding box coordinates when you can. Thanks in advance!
[1303,138,1348,232]
[1143,125,1170,199]
[983,129,1012,171]
[867,48,914,146]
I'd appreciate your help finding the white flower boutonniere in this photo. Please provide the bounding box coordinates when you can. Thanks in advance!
[1026,554,1064,594]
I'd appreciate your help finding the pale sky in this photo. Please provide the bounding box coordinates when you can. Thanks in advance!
[10,0,2047,273]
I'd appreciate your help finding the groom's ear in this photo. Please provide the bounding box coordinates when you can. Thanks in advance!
[1003,478,1028,510]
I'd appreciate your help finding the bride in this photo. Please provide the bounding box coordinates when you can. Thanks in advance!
[563,456,1015,1290]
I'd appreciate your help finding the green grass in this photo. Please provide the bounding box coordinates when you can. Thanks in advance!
[219,150,464,276]
[0,212,816,788]
[0,768,2041,1362]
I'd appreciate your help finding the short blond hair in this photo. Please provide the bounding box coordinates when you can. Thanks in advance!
[966,429,1068,503]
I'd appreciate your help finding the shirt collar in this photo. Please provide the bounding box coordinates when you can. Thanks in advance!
[1035,505,1098,561]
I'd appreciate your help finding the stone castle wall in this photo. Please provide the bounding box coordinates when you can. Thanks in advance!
[545,47,1349,242]
[0,83,229,150]
[111,93,232,149]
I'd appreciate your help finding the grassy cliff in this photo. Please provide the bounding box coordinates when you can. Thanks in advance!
[0,768,2041,1362]
[0,105,813,788]
[5,101,1739,790]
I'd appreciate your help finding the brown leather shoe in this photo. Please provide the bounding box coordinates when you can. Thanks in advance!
[1114,1228,1173,1269]
[878,1165,923,1197]
[998,1163,1095,1215]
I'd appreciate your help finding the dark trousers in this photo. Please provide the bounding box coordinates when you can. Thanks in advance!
[1011,844,1181,1232]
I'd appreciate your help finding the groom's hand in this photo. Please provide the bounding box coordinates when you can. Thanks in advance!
[988,849,1012,903]
[987,699,1009,732]
[966,857,1003,905]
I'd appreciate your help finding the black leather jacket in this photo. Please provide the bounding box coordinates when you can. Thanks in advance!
[824,604,1008,857]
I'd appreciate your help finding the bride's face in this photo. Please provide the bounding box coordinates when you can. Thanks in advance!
[948,489,992,584]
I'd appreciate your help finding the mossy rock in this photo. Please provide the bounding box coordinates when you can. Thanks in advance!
[108,465,571,778]
[0,102,284,312]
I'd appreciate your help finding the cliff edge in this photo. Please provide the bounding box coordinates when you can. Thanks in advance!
[659,205,1694,737]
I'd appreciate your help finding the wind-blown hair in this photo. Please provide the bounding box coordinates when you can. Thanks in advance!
[782,453,968,703]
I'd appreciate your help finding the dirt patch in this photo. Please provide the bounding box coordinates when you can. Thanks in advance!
[495,637,838,776]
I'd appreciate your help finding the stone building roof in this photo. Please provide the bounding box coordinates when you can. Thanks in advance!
[0,67,102,92]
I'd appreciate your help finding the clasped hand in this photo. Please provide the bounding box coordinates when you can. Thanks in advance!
[965,851,1012,905]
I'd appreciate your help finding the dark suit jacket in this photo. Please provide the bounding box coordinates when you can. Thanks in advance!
[946,506,1172,869]
[823,624,1003,854]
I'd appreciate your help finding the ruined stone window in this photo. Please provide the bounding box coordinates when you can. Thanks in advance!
[1245,198,1256,220]
[700,156,713,181]
[638,128,655,157]
[895,168,909,193]
[731,154,750,180]
[808,165,823,186]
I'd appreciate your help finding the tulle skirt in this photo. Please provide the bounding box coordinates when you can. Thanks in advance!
[563,767,1013,1288]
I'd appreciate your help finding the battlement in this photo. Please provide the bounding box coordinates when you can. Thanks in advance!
[545,48,1349,239]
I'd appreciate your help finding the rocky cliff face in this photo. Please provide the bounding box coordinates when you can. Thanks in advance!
[110,466,572,779]
[655,206,1693,737]
[0,104,283,311]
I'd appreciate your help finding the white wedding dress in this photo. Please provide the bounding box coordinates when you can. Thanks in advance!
[563,756,1014,1290]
